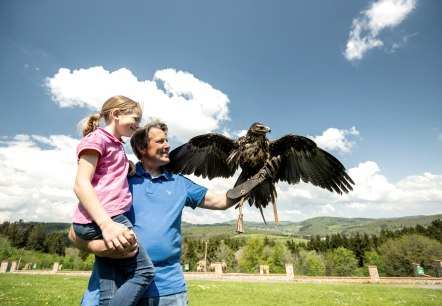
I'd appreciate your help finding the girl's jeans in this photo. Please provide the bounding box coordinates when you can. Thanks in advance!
[74,214,155,306]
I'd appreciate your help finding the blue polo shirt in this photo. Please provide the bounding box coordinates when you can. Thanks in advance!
[128,162,207,297]
[81,162,207,305]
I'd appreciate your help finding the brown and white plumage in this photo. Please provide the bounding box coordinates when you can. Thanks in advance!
[165,122,354,223]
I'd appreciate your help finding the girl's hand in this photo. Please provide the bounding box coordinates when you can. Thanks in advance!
[100,220,136,251]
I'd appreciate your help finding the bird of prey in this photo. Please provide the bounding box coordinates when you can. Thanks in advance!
[165,122,354,232]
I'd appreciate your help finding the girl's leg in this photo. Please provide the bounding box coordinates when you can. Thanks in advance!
[109,246,154,306]
[107,214,155,306]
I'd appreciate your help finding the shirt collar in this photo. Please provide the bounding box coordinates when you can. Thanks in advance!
[97,127,125,144]
[135,162,172,180]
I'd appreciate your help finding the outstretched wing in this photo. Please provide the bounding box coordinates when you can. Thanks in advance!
[269,134,354,194]
[165,133,240,179]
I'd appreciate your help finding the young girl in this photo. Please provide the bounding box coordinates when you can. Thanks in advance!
[72,95,154,306]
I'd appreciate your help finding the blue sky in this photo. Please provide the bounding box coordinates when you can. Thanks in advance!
[1,0,441,224]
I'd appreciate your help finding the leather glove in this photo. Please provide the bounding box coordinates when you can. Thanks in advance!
[226,155,281,201]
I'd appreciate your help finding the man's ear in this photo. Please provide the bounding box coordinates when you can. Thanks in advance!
[137,145,146,155]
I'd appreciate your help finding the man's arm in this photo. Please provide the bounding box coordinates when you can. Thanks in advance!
[198,190,237,210]
[68,226,138,259]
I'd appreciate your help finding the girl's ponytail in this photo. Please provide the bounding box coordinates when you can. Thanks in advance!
[80,113,102,136]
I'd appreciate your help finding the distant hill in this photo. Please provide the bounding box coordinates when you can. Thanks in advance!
[182,214,442,239]
[8,214,441,240]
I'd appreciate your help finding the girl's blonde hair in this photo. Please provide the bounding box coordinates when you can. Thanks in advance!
[80,95,141,137]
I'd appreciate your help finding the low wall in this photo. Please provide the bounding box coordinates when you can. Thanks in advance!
[5,268,442,285]
[184,272,442,285]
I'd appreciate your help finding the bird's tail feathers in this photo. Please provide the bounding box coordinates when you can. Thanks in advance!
[248,180,277,211]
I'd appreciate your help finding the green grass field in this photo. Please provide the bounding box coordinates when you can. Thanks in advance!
[0,274,441,305]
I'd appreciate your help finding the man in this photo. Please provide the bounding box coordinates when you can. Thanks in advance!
[70,120,279,306]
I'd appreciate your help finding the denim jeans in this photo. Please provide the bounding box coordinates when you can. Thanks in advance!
[136,292,188,306]
[74,214,155,306]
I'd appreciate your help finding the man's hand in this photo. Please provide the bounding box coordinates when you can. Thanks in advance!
[68,225,139,258]
[93,238,139,259]
[99,220,136,251]
[226,155,281,202]
[128,160,136,177]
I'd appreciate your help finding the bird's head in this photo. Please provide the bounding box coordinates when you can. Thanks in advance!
[247,122,271,137]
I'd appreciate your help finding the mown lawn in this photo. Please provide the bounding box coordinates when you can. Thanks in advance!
[0,273,441,305]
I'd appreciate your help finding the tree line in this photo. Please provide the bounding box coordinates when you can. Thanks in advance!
[181,219,442,277]
[0,220,67,256]
[1,219,442,277]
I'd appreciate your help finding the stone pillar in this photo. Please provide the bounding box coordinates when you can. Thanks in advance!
[0,261,8,273]
[434,260,442,277]
[368,265,380,282]
[9,261,17,272]
[285,264,294,279]
[212,262,223,278]
[52,262,60,273]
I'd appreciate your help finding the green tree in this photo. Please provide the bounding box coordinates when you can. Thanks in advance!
[286,239,300,257]
[181,238,200,270]
[45,232,65,256]
[378,234,442,277]
[348,232,372,267]
[426,219,442,243]
[304,251,326,276]
[10,220,31,248]
[82,254,95,270]
[265,241,288,273]
[26,224,47,252]
[0,222,12,238]
[330,247,358,276]
[239,237,265,273]
[307,235,323,253]
[329,233,344,249]
[0,236,14,259]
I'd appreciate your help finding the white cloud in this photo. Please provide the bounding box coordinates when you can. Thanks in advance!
[320,204,336,214]
[344,0,417,61]
[0,135,79,223]
[1,134,441,224]
[45,67,230,143]
[309,127,359,154]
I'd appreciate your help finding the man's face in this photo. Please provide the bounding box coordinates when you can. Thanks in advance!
[146,127,170,165]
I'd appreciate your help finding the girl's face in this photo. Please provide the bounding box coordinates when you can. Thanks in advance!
[117,108,142,138]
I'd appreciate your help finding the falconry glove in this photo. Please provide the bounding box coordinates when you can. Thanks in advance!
[226,155,282,202]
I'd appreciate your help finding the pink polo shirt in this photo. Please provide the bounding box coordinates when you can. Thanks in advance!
[72,128,132,224]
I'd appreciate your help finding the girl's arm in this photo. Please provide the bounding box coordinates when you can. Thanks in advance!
[74,150,133,251]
